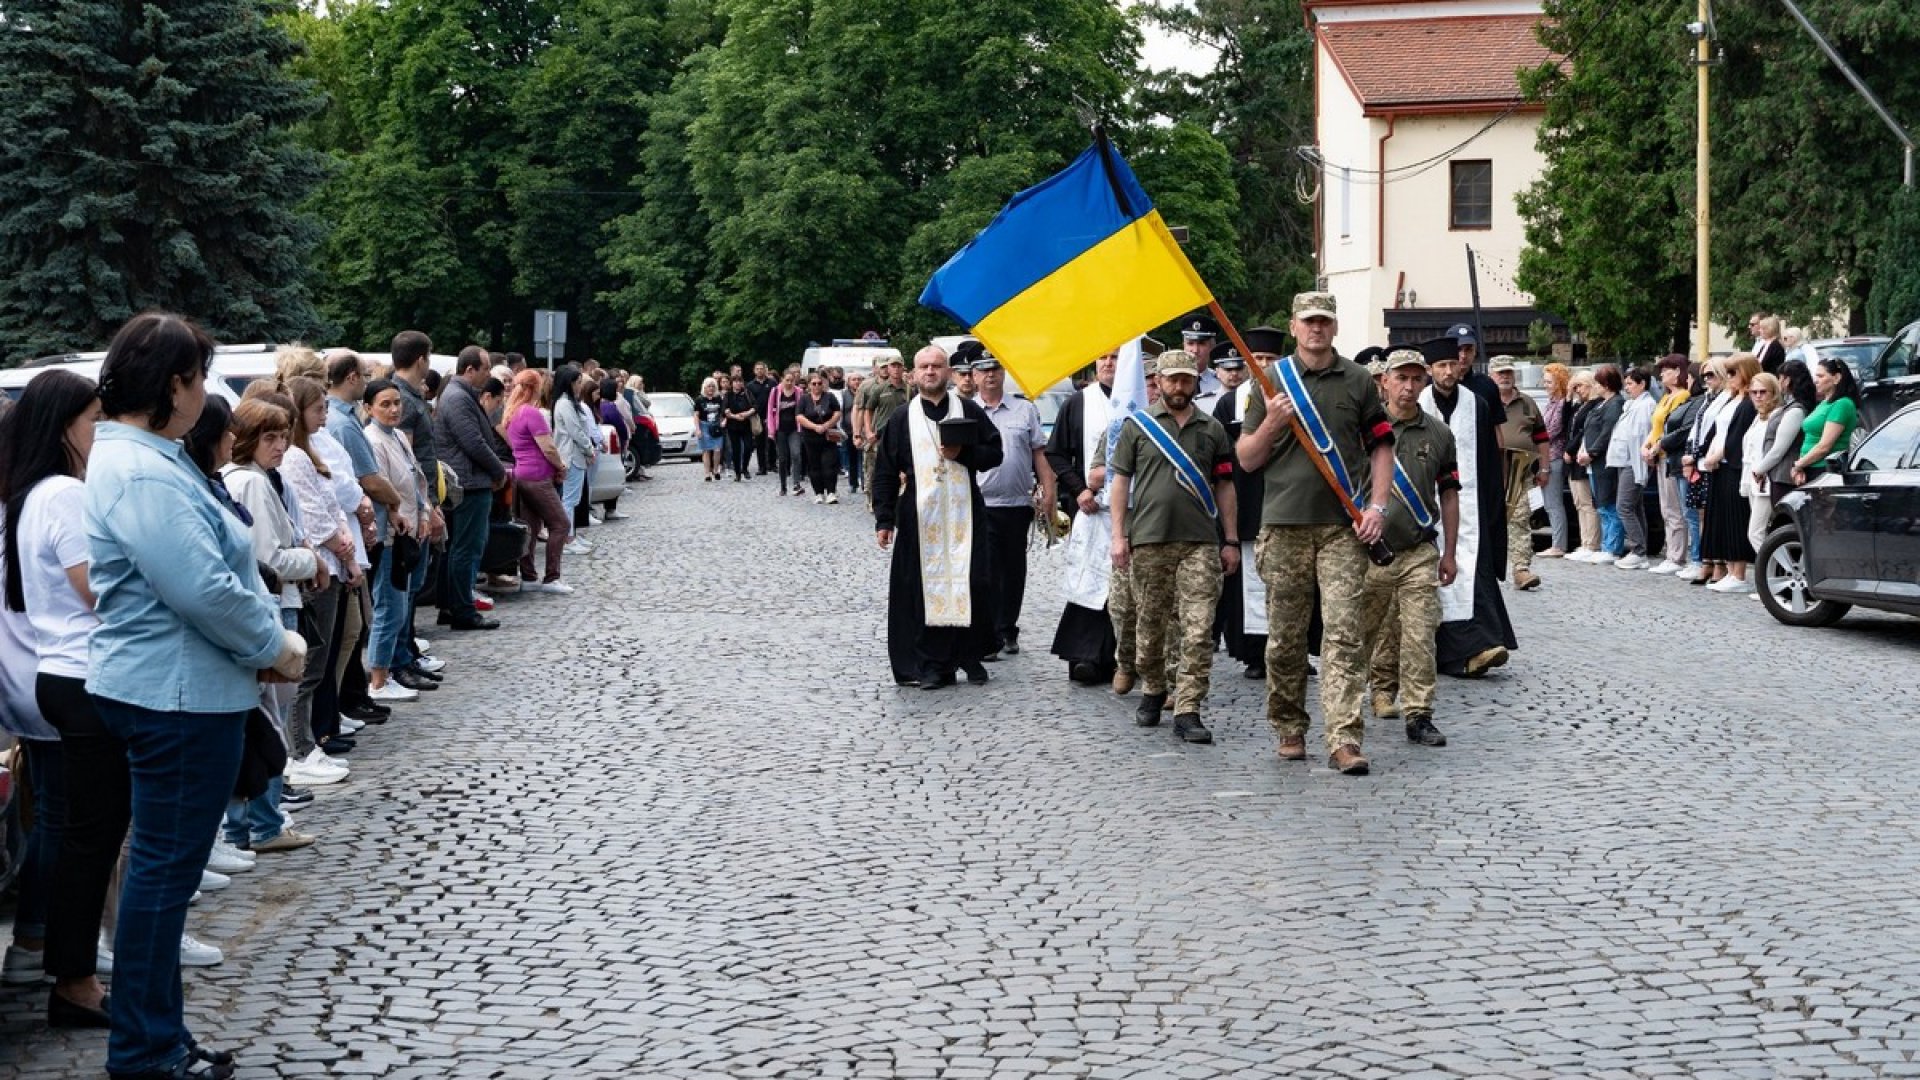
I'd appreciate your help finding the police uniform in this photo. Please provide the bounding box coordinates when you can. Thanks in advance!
[1359,349,1461,747]
[1109,352,1235,742]
[1179,315,1224,407]
[1243,293,1394,772]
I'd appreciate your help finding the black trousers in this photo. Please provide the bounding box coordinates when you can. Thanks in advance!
[38,673,130,979]
[803,437,838,495]
[982,506,1034,644]
[726,429,754,477]
[754,431,774,473]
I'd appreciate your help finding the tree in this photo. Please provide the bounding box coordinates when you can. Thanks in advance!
[1137,0,1316,323]
[1866,187,1920,333]
[0,0,327,362]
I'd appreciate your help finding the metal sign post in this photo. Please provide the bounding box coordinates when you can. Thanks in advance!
[533,310,569,369]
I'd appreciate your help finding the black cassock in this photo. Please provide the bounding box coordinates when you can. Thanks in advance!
[872,395,1005,683]
[1431,374,1517,675]
[1212,390,1262,666]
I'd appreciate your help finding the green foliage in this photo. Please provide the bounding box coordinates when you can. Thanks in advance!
[1137,0,1315,323]
[1519,0,1920,354]
[0,0,327,362]
[1866,187,1920,333]
[1527,318,1557,355]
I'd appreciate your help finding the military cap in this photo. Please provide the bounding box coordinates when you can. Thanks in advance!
[1155,349,1198,378]
[1487,355,1518,374]
[1292,292,1338,320]
[969,351,1001,372]
[1385,347,1428,371]
[1208,340,1245,368]
[1445,323,1478,347]
[949,339,984,372]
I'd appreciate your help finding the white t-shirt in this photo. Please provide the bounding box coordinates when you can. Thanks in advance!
[18,475,97,679]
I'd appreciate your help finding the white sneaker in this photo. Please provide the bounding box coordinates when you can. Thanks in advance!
[414,655,447,674]
[535,580,574,594]
[368,681,418,703]
[1615,553,1648,569]
[587,510,604,524]
[179,934,223,968]
[826,494,840,505]
[338,718,365,736]
[286,762,348,787]
[1646,559,1677,574]
[563,540,593,556]
[1588,552,1618,566]
[812,495,824,504]
[1568,548,1597,562]
[1708,576,1753,594]
[414,637,432,655]
[198,868,231,892]
[604,510,629,521]
[1674,564,1704,581]
[208,839,255,874]
[1,944,44,985]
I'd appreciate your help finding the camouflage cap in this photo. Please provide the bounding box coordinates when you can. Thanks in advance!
[1154,349,1197,378]
[1385,347,1428,371]
[1487,354,1518,373]
[1141,353,1160,377]
[1292,291,1337,320]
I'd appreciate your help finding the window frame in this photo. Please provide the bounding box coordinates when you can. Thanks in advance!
[1449,160,1494,231]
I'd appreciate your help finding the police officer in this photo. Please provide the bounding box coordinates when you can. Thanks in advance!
[1359,348,1461,749]
[1108,351,1237,744]
[1178,315,1223,401]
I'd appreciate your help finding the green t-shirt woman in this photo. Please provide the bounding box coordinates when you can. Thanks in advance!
[1791,357,1863,484]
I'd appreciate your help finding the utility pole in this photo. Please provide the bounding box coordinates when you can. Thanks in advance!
[1692,1,1715,364]
[1778,0,1914,189]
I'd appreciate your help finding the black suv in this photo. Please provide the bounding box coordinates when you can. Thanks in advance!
[1861,321,1920,432]
[1756,401,1920,626]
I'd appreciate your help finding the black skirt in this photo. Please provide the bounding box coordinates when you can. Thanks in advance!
[1699,467,1754,562]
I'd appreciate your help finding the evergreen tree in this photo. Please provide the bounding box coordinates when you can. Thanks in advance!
[0,0,327,362]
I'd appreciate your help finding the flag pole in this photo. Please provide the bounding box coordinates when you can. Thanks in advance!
[1206,300,1394,567]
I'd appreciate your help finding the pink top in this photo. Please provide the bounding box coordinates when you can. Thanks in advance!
[506,406,557,483]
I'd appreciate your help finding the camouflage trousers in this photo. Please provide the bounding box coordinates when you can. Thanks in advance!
[1505,452,1535,573]
[863,444,880,512]
[1254,524,1369,751]
[1110,561,1177,683]
[1360,543,1441,717]
[1129,542,1223,714]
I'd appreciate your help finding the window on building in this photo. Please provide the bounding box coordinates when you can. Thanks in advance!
[1450,160,1493,230]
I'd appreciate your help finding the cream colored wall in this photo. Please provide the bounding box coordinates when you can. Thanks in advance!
[1314,40,1389,355]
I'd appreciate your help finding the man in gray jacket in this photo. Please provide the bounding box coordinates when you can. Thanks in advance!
[434,345,508,630]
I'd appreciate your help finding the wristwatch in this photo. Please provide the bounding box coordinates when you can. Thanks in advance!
[1366,503,1387,515]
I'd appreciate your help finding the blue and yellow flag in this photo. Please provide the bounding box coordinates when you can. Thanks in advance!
[918,137,1213,398]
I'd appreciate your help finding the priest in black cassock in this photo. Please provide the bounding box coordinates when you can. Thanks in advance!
[1418,333,1516,677]
[873,344,1005,689]
[1046,349,1122,685]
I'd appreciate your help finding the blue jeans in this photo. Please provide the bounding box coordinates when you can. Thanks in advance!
[1592,463,1624,555]
[1677,474,1703,563]
[14,738,67,943]
[1544,457,1569,551]
[223,774,285,846]
[561,465,587,524]
[442,490,492,620]
[93,698,246,1077]
[368,543,421,671]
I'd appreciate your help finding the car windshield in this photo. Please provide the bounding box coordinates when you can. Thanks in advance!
[1849,409,1920,473]
[1816,342,1884,385]
[651,394,694,417]
[1037,392,1071,428]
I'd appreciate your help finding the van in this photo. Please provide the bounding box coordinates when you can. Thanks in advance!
[0,347,268,406]
[801,340,901,384]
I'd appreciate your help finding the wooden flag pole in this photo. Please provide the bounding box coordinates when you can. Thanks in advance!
[1207,300,1394,567]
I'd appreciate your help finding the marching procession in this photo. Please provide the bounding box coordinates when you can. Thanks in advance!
[875,292,1526,777]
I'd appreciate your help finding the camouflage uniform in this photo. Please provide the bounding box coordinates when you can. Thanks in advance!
[1254,525,1370,750]
[1359,545,1441,716]
[1109,562,1137,672]
[1130,543,1223,713]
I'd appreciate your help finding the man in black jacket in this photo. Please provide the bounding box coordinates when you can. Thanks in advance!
[433,346,508,631]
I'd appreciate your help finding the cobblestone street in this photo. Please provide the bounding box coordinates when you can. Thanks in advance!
[7,461,1920,1079]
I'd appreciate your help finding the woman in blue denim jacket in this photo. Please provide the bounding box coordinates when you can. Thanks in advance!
[84,313,307,1080]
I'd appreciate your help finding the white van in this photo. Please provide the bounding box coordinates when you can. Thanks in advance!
[801,340,900,384]
[0,346,274,405]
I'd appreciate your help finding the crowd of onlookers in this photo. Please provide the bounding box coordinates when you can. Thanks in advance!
[691,359,907,504]
[0,314,654,1079]
[1535,318,1862,595]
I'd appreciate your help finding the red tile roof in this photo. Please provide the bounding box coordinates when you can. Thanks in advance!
[1318,15,1560,114]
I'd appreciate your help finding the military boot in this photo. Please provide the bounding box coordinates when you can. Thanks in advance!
[1172,713,1213,744]
[1405,712,1447,747]
[1135,692,1166,726]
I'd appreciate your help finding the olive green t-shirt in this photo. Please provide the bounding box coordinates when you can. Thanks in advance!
[1381,408,1460,553]
[1242,355,1392,527]
[1109,401,1234,546]
[859,378,909,434]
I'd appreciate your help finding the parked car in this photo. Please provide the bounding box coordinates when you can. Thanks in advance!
[589,424,626,506]
[1755,401,1920,627]
[646,392,700,462]
[1861,322,1920,432]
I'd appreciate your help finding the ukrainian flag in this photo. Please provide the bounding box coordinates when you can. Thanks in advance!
[918,136,1213,398]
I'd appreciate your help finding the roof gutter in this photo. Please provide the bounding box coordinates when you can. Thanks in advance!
[1377,112,1396,268]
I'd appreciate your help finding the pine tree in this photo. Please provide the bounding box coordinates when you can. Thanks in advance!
[0,0,327,363]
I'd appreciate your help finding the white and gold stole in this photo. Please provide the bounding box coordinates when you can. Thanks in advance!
[907,394,974,626]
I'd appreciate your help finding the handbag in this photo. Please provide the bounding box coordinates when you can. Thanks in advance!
[750,412,764,437]
[388,533,422,588]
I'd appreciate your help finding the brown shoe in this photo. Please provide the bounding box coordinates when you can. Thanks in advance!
[1514,568,1542,591]
[1112,668,1135,695]
[1464,646,1510,676]
[1371,692,1399,719]
[1276,735,1308,761]
[1329,743,1370,775]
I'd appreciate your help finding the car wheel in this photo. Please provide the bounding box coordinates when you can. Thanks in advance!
[1755,525,1850,628]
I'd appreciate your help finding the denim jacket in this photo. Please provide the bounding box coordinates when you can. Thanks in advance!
[84,422,283,713]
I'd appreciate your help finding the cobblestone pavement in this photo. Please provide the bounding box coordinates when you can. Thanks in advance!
[7,462,1920,1079]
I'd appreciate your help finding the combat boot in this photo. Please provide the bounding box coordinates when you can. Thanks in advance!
[1112,667,1136,695]
[1371,691,1400,719]
[1172,713,1213,744]
[1405,713,1446,746]
[1135,692,1166,726]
